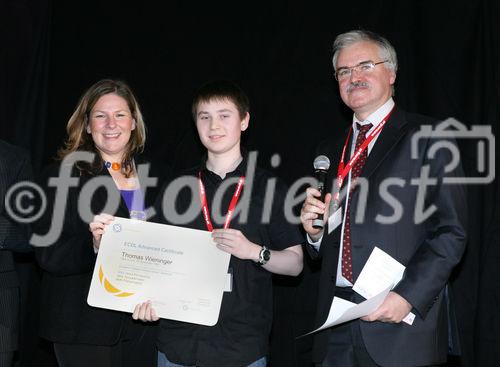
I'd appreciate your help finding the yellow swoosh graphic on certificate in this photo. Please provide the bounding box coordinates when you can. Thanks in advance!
[98,265,135,297]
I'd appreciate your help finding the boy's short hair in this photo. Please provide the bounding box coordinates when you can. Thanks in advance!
[192,80,250,120]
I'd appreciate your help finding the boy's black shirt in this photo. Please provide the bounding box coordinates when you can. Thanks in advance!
[156,155,304,367]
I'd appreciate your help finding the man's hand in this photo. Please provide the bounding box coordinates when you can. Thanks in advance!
[362,291,412,323]
[211,229,261,261]
[300,187,332,241]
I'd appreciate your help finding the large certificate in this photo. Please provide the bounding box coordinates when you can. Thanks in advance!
[87,217,230,326]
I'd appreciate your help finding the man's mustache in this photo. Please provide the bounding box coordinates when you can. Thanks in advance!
[347,81,369,93]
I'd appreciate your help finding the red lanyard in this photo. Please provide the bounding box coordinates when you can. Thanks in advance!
[333,106,395,203]
[198,172,245,232]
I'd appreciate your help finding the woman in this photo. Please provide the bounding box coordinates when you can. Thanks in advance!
[35,79,162,367]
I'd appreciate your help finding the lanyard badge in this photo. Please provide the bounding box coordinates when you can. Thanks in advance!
[332,106,395,208]
[198,173,245,231]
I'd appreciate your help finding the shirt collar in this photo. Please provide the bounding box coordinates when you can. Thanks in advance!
[352,98,395,130]
[200,150,247,182]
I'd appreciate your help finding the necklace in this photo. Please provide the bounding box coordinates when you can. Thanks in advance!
[104,160,121,171]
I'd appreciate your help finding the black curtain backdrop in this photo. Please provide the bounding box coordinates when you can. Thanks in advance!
[3,1,499,366]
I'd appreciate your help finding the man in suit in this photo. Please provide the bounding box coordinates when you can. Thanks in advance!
[0,139,33,366]
[300,30,467,366]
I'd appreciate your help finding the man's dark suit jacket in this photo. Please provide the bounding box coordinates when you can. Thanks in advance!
[0,140,32,353]
[34,156,163,349]
[311,107,467,367]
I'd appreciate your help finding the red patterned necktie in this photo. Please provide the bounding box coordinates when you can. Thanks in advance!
[341,123,373,283]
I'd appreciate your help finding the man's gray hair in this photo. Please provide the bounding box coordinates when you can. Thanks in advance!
[332,30,398,73]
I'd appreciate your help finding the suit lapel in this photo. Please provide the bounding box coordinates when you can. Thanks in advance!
[360,107,409,180]
[114,171,130,218]
[0,159,8,215]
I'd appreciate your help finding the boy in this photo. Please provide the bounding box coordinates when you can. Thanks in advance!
[134,80,304,367]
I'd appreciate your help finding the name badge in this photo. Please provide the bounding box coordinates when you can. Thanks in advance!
[224,267,233,292]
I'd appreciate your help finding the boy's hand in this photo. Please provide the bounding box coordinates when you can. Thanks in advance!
[132,301,159,322]
[211,229,261,261]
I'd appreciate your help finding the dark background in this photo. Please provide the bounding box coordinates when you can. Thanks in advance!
[2,0,499,366]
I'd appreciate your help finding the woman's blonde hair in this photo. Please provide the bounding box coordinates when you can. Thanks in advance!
[58,79,146,176]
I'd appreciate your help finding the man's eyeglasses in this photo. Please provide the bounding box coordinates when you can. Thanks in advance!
[334,60,389,81]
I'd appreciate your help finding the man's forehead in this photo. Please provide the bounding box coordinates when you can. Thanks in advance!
[336,41,380,66]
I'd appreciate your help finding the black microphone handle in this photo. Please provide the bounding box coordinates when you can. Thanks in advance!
[312,169,327,229]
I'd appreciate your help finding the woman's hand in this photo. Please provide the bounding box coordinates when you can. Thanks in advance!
[89,213,114,251]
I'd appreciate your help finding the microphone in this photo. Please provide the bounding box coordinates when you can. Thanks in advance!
[312,155,330,229]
